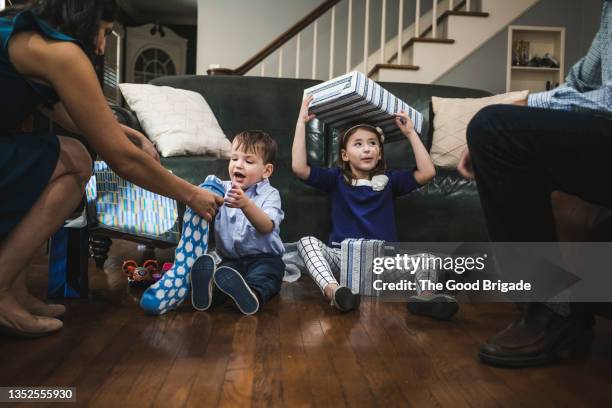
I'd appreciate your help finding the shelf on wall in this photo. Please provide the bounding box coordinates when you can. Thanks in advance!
[506,25,565,93]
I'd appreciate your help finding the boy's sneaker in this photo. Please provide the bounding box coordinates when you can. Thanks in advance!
[213,266,259,315]
[407,294,459,320]
[190,254,216,311]
[332,286,361,312]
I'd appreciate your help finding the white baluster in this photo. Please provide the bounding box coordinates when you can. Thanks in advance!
[329,6,336,79]
[380,0,386,64]
[466,0,471,12]
[415,0,421,38]
[296,33,301,78]
[312,20,318,79]
[261,63,265,77]
[397,0,403,64]
[363,0,370,73]
[278,47,283,78]
[449,0,454,11]
[346,0,353,72]
[432,0,437,39]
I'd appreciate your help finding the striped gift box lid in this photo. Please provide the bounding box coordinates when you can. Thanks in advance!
[304,71,423,139]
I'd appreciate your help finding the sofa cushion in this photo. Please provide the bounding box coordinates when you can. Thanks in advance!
[430,90,529,168]
[119,83,232,158]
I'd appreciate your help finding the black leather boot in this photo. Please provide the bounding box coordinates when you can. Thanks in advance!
[479,303,594,367]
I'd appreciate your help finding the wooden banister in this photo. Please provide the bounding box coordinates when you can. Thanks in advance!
[208,0,341,76]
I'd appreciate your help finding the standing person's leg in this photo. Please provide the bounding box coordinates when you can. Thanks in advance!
[297,236,360,312]
[0,137,92,336]
[467,104,612,366]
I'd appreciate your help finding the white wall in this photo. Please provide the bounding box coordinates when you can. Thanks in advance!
[197,0,324,74]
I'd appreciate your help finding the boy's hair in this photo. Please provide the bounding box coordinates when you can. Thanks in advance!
[337,123,386,185]
[232,130,278,165]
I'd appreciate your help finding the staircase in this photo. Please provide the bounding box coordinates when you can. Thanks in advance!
[209,0,541,85]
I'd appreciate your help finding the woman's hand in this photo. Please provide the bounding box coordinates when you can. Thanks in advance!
[187,188,225,222]
[122,125,160,162]
[457,148,475,179]
[298,95,316,125]
[138,136,161,162]
[394,111,416,136]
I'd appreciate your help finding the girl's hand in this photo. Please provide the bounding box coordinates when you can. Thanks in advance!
[138,137,161,162]
[298,95,316,125]
[394,111,415,136]
[225,184,251,209]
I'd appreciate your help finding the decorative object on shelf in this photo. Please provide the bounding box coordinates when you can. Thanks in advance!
[507,26,565,93]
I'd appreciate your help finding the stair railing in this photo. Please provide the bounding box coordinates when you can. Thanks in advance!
[208,0,475,80]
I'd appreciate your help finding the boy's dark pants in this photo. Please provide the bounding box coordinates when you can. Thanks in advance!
[214,254,285,305]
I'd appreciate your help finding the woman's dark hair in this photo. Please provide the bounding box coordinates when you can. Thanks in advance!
[337,124,386,186]
[29,0,118,58]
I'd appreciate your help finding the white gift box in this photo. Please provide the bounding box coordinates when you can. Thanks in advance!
[340,239,386,296]
[304,71,424,139]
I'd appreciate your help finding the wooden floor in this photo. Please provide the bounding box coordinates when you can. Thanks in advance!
[2,240,612,408]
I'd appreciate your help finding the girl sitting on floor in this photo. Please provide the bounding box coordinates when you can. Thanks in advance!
[292,96,458,319]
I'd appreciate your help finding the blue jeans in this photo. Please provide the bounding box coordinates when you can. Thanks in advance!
[215,254,285,305]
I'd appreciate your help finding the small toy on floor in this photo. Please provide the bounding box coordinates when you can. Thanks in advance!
[122,260,164,288]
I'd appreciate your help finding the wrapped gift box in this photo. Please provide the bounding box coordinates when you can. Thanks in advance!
[340,239,386,296]
[85,161,180,244]
[304,71,423,139]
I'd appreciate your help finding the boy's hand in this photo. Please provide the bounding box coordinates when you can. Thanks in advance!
[394,111,416,136]
[298,95,316,125]
[225,184,251,210]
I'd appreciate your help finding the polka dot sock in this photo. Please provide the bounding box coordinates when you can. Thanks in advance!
[139,176,225,315]
[139,206,210,315]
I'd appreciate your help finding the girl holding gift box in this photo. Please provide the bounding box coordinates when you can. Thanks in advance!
[292,95,458,318]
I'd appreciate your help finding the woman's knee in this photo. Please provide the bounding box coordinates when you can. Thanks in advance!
[57,137,93,183]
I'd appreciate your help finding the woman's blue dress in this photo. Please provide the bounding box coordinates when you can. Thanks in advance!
[0,11,82,241]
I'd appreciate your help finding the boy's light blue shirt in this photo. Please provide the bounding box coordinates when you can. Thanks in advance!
[528,0,611,116]
[214,179,285,259]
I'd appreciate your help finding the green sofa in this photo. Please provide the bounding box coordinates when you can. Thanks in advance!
[91,75,492,265]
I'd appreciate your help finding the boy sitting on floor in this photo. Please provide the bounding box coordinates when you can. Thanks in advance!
[190,130,285,315]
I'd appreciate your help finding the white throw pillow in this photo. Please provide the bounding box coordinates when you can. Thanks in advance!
[119,83,232,158]
[430,90,529,169]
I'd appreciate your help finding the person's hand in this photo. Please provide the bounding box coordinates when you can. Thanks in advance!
[298,95,316,125]
[394,111,415,136]
[139,136,160,162]
[513,98,528,106]
[457,148,475,179]
[187,188,224,222]
[225,184,252,210]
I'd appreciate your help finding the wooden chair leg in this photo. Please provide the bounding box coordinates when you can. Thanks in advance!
[90,235,112,268]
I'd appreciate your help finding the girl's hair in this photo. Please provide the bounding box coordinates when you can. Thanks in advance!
[2,0,118,59]
[337,124,386,185]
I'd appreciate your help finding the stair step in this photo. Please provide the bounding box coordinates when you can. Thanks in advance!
[445,11,490,18]
[409,38,455,46]
[368,64,419,78]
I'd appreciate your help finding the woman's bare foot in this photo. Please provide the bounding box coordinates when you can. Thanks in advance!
[12,273,66,318]
[0,292,63,338]
[17,294,66,318]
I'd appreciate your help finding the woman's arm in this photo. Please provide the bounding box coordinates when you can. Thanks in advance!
[9,33,222,219]
[291,95,315,180]
[395,112,436,185]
